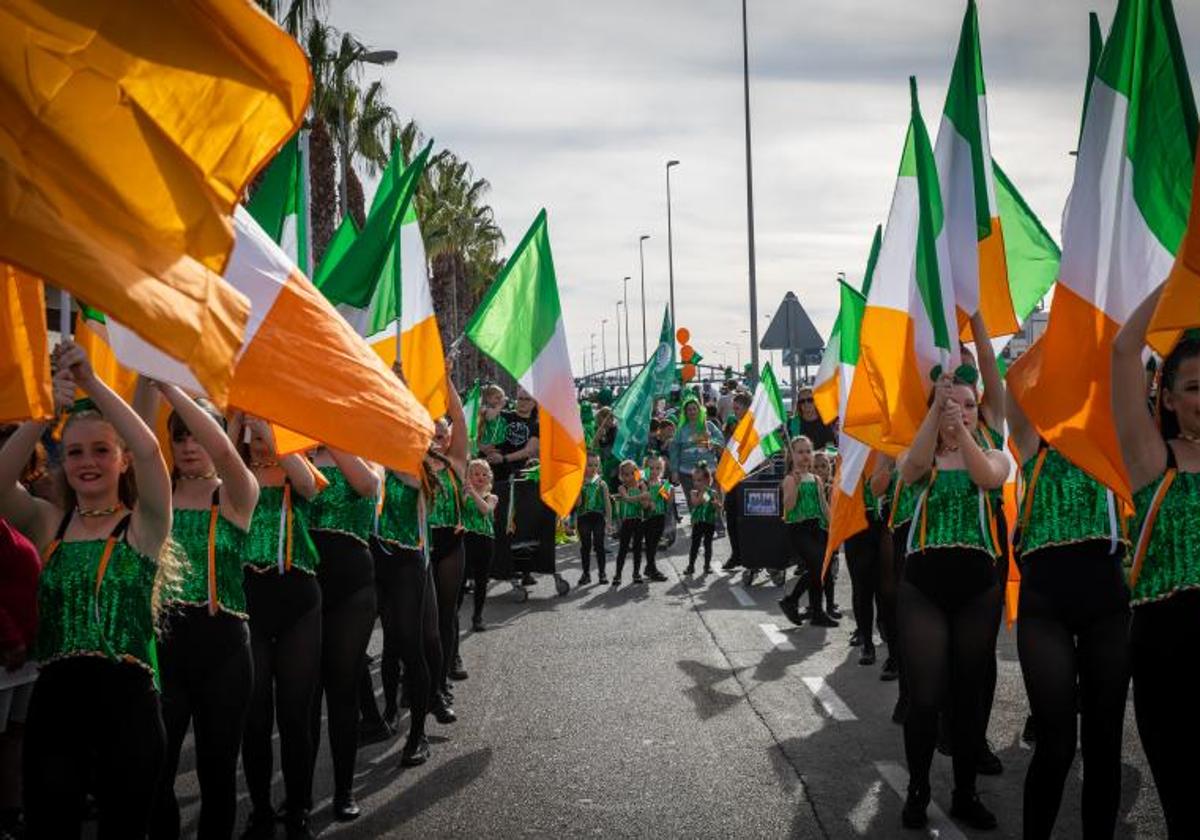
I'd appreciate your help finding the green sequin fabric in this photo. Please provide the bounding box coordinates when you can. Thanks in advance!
[36,539,157,673]
[378,473,421,549]
[647,480,671,517]
[912,469,996,556]
[1131,470,1200,605]
[307,466,376,542]
[785,480,826,526]
[614,485,646,521]
[479,416,507,447]
[579,477,607,514]
[170,507,247,616]
[428,468,461,530]
[243,485,319,574]
[863,481,878,520]
[691,489,717,525]
[1019,448,1119,557]
[461,492,494,537]
[891,475,918,527]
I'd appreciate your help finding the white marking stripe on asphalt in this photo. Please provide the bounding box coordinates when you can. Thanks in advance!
[731,584,756,607]
[874,761,968,840]
[800,676,858,721]
[759,623,790,647]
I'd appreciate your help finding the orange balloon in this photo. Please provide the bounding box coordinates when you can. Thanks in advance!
[681,345,695,362]
[676,327,690,345]
[681,363,696,382]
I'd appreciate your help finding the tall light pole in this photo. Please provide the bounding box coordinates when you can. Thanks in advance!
[601,319,608,380]
[615,301,624,385]
[638,234,650,363]
[590,332,597,380]
[740,0,760,381]
[622,276,632,385]
[666,160,680,329]
[338,48,399,220]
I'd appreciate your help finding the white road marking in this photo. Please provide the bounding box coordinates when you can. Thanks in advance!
[759,623,791,647]
[731,584,757,607]
[874,761,968,840]
[801,676,858,721]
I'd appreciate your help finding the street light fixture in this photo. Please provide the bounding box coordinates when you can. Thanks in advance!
[616,300,624,386]
[621,276,632,385]
[638,234,650,363]
[338,47,399,220]
[666,160,680,328]
[601,319,608,379]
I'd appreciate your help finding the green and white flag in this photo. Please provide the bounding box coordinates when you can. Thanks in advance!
[993,161,1060,324]
[246,133,310,277]
[612,307,676,462]
[462,381,481,456]
[464,209,585,517]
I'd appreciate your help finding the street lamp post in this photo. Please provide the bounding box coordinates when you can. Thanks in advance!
[666,160,680,328]
[601,319,608,381]
[740,0,760,381]
[338,48,399,220]
[590,333,597,380]
[638,234,650,363]
[621,276,632,385]
[615,301,624,386]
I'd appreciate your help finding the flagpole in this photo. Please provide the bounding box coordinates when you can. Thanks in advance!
[299,128,314,279]
[741,0,761,385]
[58,289,71,338]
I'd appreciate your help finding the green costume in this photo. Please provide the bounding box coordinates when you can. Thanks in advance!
[909,469,998,557]
[784,478,827,527]
[428,467,461,530]
[461,490,495,537]
[1131,468,1200,606]
[378,472,421,550]
[646,479,672,517]
[243,484,319,574]
[1018,447,1121,558]
[578,475,607,516]
[307,466,376,542]
[691,488,717,525]
[170,497,248,617]
[615,484,646,521]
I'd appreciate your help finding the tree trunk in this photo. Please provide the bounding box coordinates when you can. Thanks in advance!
[346,168,367,231]
[308,117,338,263]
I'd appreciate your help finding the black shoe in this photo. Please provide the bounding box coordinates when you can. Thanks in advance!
[472,615,487,632]
[1021,714,1036,745]
[611,576,621,587]
[936,721,953,757]
[859,642,876,666]
[810,611,839,628]
[400,734,431,767]
[598,572,609,584]
[578,573,592,586]
[332,794,360,822]
[722,557,741,571]
[880,656,900,682]
[463,579,474,594]
[826,603,843,619]
[358,718,394,747]
[683,564,695,576]
[382,705,399,729]
[240,810,277,839]
[950,791,997,830]
[648,569,668,582]
[702,565,711,576]
[901,786,930,830]
[778,598,804,627]
[849,629,862,647]
[449,653,468,681]
[432,696,457,725]
[283,810,313,840]
[977,741,1003,776]
[633,574,644,584]
[891,695,909,725]
[521,572,537,586]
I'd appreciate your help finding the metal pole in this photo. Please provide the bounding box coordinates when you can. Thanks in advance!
[622,276,632,386]
[638,235,650,363]
[601,320,608,379]
[741,0,760,381]
[666,161,679,329]
[615,301,623,385]
[338,96,350,220]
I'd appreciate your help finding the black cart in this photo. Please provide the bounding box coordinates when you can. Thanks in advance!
[734,459,799,585]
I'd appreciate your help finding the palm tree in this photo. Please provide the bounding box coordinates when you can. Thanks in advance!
[255,0,325,37]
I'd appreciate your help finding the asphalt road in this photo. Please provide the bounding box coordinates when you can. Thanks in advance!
[172,519,1167,839]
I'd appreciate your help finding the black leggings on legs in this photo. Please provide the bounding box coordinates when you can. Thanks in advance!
[1017,542,1130,840]
[152,608,252,840]
[687,521,713,571]
[431,529,465,693]
[1131,588,1200,839]
[784,521,827,610]
[898,548,1001,798]
[577,512,606,577]
[241,568,322,819]
[460,533,494,623]
[616,518,644,579]
[310,532,377,803]
[643,515,665,573]
[845,519,882,642]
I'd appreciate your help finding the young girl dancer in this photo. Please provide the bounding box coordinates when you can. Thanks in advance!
[612,460,648,585]
[0,341,176,839]
[685,461,720,576]
[1113,286,1200,838]
[136,380,259,840]
[896,372,1008,831]
[777,437,833,627]
[575,453,610,585]
[641,454,672,582]
[460,458,497,634]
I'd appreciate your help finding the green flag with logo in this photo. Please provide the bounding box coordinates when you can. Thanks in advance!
[612,307,676,461]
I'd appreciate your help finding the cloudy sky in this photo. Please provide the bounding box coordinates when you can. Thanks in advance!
[332,0,1200,376]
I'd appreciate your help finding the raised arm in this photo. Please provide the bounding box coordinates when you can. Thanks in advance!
[1005,388,1039,465]
[0,421,57,546]
[970,313,1005,434]
[444,373,469,476]
[327,448,382,499]
[246,417,318,500]
[1113,283,1168,491]
[899,378,949,485]
[780,473,799,515]
[869,454,894,497]
[945,403,1009,490]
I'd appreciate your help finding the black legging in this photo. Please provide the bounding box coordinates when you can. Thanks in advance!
[688,521,714,570]
[898,547,1001,797]
[310,532,377,802]
[1131,588,1200,838]
[24,658,165,839]
[616,518,644,578]
[151,607,253,840]
[1017,541,1130,840]
[365,537,440,744]
[979,508,1009,751]
[241,568,322,818]
[577,511,606,577]
[431,528,465,692]
[784,521,827,610]
[460,532,494,622]
[845,519,883,642]
[643,514,666,573]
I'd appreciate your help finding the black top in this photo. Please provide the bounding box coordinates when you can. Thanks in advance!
[788,415,836,450]
[495,408,540,481]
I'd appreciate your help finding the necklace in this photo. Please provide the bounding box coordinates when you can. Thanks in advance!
[250,460,279,469]
[77,503,125,518]
[178,471,218,481]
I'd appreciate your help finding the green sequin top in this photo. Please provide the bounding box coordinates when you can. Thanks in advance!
[911,469,997,556]
[36,538,158,674]
[378,473,421,549]
[307,466,376,543]
[479,416,507,447]
[863,480,878,521]
[646,480,672,517]
[243,485,319,574]
[614,484,646,521]
[428,468,461,531]
[1018,448,1119,558]
[1131,470,1200,605]
[691,488,717,525]
[170,506,247,617]
[461,491,495,537]
[890,474,918,527]
[578,476,607,515]
[784,479,827,526]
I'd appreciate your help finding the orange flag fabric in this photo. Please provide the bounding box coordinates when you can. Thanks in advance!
[0,266,53,423]
[1148,148,1200,356]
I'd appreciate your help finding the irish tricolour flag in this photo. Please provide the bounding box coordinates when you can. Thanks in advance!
[247,132,311,277]
[845,77,959,455]
[934,0,1018,339]
[465,210,585,517]
[1008,0,1197,500]
[716,363,784,492]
